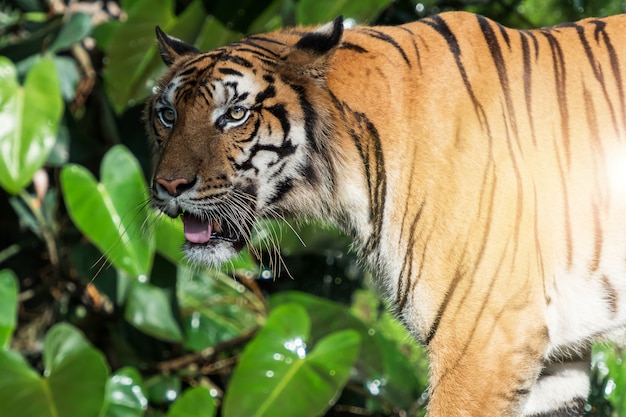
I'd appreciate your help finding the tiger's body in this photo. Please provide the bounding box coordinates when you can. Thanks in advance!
[146,12,626,417]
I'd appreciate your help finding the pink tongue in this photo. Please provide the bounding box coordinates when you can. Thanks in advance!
[182,214,212,244]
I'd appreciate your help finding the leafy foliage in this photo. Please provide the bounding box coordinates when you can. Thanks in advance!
[0,1,625,417]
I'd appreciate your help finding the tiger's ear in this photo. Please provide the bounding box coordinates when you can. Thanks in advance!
[155,26,200,66]
[282,16,344,79]
[295,16,344,54]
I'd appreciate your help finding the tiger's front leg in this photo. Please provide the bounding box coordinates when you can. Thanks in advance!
[521,351,590,417]
[422,298,549,416]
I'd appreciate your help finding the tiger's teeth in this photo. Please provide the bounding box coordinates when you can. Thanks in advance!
[212,220,222,233]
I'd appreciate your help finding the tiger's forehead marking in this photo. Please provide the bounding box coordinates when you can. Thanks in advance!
[163,75,183,105]
[161,46,274,121]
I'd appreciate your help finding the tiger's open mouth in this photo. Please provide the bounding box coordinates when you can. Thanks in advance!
[181,212,246,247]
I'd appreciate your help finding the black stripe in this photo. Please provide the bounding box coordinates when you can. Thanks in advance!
[288,83,322,153]
[477,15,519,142]
[574,22,620,137]
[520,31,538,146]
[421,16,490,135]
[220,54,253,68]
[497,21,511,48]
[478,16,525,250]
[591,20,626,132]
[265,104,290,139]
[197,84,213,107]
[329,91,387,253]
[359,28,411,67]
[234,118,260,144]
[269,178,294,204]
[180,51,223,71]
[425,270,463,345]
[233,139,297,173]
[218,67,242,76]
[601,275,618,317]
[178,66,199,78]
[397,200,425,310]
[339,42,368,53]
[234,47,279,63]
[541,30,571,166]
[255,84,277,104]
[245,35,287,48]
[238,38,282,57]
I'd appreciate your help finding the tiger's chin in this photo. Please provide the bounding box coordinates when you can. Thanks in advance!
[183,240,243,266]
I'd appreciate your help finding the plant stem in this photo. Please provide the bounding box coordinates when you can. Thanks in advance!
[19,190,59,266]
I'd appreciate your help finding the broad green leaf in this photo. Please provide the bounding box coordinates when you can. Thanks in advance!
[204,0,276,33]
[101,367,148,417]
[98,0,208,113]
[0,269,18,349]
[0,349,50,417]
[271,291,425,409]
[44,324,109,417]
[165,387,217,417]
[0,324,109,417]
[223,304,360,417]
[296,0,394,24]
[194,15,242,53]
[61,145,153,277]
[178,267,262,351]
[0,57,63,194]
[125,282,183,342]
[49,12,92,53]
[154,214,185,264]
[43,322,93,372]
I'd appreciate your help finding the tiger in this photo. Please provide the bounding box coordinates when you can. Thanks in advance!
[145,11,626,417]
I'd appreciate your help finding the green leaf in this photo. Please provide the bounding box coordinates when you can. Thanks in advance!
[165,387,217,417]
[203,0,276,33]
[101,367,148,417]
[53,56,81,102]
[154,214,185,264]
[43,322,93,372]
[98,0,208,113]
[271,291,425,410]
[296,0,394,24]
[193,15,242,53]
[0,57,63,194]
[178,267,262,351]
[49,12,93,53]
[60,145,153,277]
[0,270,18,349]
[0,349,50,417]
[125,281,183,342]
[43,324,110,417]
[0,324,109,417]
[223,304,360,417]
[145,374,181,405]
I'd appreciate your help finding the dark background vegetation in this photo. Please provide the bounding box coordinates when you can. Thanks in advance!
[1,0,625,416]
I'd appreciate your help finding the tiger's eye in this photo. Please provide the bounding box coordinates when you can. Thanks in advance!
[161,108,176,125]
[228,106,246,120]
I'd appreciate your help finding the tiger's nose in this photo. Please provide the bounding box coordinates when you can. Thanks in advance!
[154,177,196,197]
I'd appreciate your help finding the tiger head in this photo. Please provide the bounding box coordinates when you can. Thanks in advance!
[145,18,345,266]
